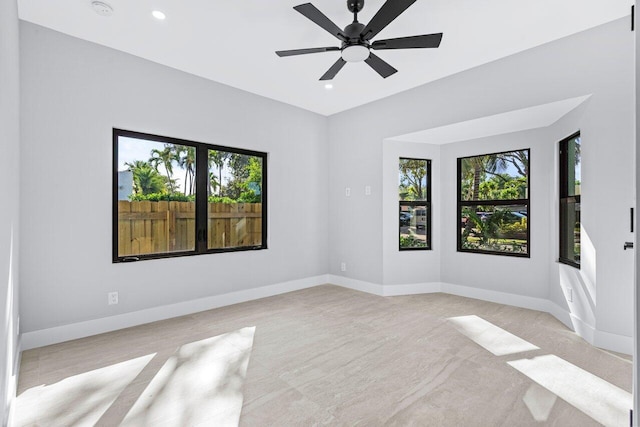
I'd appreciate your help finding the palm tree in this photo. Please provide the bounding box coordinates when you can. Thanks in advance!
[209,172,220,196]
[468,209,509,245]
[461,156,491,201]
[208,150,229,196]
[125,161,166,195]
[149,145,177,193]
[490,150,528,179]
[177,146,196,196]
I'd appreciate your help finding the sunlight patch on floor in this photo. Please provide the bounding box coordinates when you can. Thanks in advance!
[509,354,631,427]
[522,382,557,422]
[15,354,155,426]
[448,315,539,356]
[121,326,255,427]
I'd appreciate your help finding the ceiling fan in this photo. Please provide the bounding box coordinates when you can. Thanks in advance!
[276,0,443,80]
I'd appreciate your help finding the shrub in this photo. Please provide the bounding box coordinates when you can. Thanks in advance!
[400,235,427,248]
[130,193,194,202]
[498,217,527,239]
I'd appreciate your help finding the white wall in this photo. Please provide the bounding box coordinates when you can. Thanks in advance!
[328,17,634,343]
[19,23,329,333]
[0,0,21,424]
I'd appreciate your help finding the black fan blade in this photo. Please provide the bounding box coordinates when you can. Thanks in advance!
[371,33,443,50]
[365,53,397,78]
[360,0,417,41]
[320,58,346,80]
[276,46,340,57]
[294,3,347,41]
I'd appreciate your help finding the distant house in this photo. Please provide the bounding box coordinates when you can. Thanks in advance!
[118,170,133,200]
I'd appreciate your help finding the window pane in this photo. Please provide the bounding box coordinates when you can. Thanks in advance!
[567,135,581,197]
[399,158,429,201]
[460,205,528,254]
[117,137,196,257]
[460,150,529,202]
[400,204,428,249]
[560,200,581,265]
[208,151,263,249]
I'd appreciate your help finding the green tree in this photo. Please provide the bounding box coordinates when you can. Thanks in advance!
[238,157,263,202]
[399,159,427,200]
[223,154,251,200]
[149,145,178,193]
[461,151,528,201]
[479,174,527,200]
[126,161,166,195]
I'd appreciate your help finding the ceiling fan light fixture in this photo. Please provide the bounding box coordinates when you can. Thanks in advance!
[341,45,369,62]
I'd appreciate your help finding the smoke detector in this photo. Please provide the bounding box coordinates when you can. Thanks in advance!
[91,1,114,16]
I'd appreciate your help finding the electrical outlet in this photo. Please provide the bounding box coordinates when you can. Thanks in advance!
[567,288,573,302]
[365,185,371,196]
[108,291,119,305]
[345,187,351,197]
[341,262,347,272]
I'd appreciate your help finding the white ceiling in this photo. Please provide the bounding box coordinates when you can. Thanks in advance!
[17,0,630,116]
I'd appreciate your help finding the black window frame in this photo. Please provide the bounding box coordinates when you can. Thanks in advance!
[457,148,530,258]
[112,128,268,263]
[559,131,581,269]
[399,157,432,251]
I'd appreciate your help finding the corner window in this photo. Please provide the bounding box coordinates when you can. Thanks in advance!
[399,158,431,250]
[559,132,580,268]
[113,129,267,262]
[457,149,530,257]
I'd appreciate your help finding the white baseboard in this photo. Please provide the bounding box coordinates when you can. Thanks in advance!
[546,300,574,331]
[327,274,385,296]
[568,312,596,344]
[441,282,553,313]
[381,282,442,296]
[595,328,633,355]
[21,275,329,350]
[329,278,442,297]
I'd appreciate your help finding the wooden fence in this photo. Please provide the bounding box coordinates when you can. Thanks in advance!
[117,200,262,256]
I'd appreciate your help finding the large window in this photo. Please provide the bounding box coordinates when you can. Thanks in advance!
[113,129,267,262]
[399,158,431,250]
[559,132,581,268]
[457,149,530,257]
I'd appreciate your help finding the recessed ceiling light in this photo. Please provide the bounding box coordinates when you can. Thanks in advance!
[152,10,166,20]
[91,1,114,16]
[324,83,333,90]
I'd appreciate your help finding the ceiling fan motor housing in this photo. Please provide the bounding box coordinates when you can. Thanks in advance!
[343,22,366,43]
